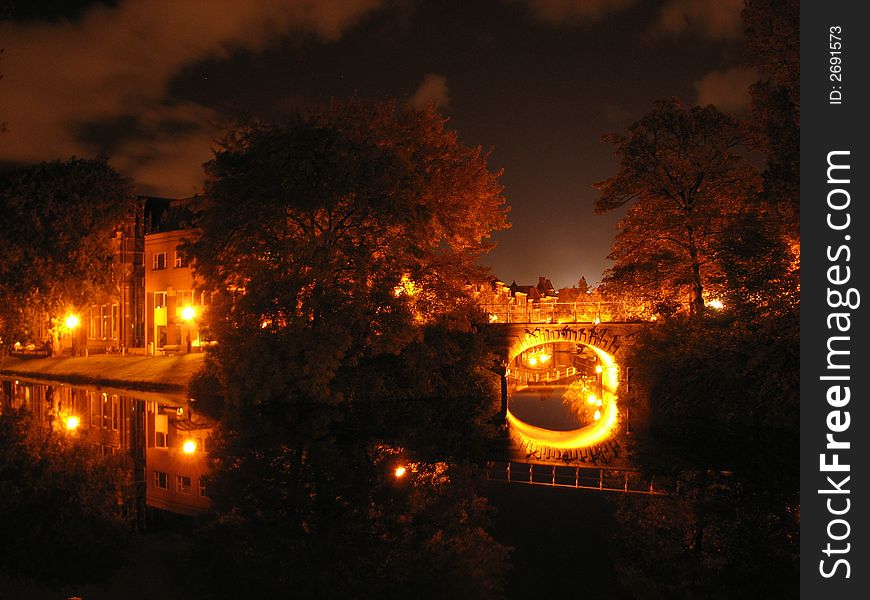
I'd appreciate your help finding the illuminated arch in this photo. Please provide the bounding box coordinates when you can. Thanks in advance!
[505,329,620,450]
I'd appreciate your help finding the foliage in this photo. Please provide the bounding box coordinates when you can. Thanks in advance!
[594,99,761,317]
[612,471,798,599]
[611,310,799,598]
[717,0,800,318]
[0,158,135,346]
[0,410,130,584]
[185,99,511,596]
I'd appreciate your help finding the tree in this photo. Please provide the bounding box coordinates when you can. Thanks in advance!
[715,0,799,317]
[594,99,761,316]
[0,158,135,347]
[185,99,511,596]
[0,410,130,584]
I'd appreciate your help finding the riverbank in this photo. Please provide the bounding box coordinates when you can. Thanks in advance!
[0,353,205,393]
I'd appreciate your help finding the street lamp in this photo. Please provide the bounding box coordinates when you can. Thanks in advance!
[65,313,80,356]
[181,306,196,353]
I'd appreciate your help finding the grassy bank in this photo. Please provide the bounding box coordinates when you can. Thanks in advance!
[0,353,205,393]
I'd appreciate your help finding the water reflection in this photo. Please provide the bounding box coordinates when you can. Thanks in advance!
[507,342,608,431]
[0,377,215,521]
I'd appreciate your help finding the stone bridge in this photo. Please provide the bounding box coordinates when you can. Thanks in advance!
[485,319,653,460]
[488,321,650,365]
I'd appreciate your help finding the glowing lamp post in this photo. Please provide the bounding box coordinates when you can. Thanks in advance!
[182,439,197,454]
[65,313,81,356]
[181,306,196,353]
[65,415,80,431]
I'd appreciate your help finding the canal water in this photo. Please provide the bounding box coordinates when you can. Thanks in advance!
[506,342,607,431]
[0,376,215,524]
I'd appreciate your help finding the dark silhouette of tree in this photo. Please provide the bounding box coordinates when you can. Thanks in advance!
[594,99,761,317]
[717,0,799,318]
[0,410,130,584]
[185,99,511,597]
[0,158,134,347]
[609,311,799,599]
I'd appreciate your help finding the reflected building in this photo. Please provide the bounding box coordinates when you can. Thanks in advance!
[1,377,215,522]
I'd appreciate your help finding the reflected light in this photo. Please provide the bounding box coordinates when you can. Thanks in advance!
[506,342,620,450]
[182,439,197,454]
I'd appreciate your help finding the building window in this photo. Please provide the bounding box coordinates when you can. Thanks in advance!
[174,250,187,268]
[155,413,168,448]
[154,470,168,490]
[178,290,194,306]
[152,252,167,270]
[154,292,167,308]
[176,475,191,494]
[199,477,209,498]
[100,304,110,338]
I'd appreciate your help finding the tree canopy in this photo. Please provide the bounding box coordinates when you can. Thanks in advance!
[0,157,134,346]
[186,99,512,597]
[594,99,761,316]
[0,410,130,584]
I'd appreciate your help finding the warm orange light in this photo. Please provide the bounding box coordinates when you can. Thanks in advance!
[539,353,551,363]
[65,416,80,430]
[527,356,538,366]
[706,298,724,310]
[595,365,603,374]
[181,306,196,321]
[65,314,80,330]
[394,466,406,478]
[182,439,197,454]
[587,394,597,405]
[506,343,620,450]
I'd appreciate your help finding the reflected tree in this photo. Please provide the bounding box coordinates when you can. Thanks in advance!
[185,99,511,597]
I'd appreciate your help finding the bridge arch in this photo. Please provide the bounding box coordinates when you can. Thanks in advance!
[502,325,626,450]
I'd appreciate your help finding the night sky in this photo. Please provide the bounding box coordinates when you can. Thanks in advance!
[1,0,752,288]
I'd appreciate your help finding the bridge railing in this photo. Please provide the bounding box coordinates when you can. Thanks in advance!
[481,301,648,324]
[486,460,668,495]
[511,366,577,384]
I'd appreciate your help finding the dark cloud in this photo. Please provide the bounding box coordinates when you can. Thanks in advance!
[656,0,743,40]
[514,0,635,25]
[694,66,757,113]
[1,0,386,195]
[409,74,450,110]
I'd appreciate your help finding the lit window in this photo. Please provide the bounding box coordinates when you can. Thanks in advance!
[152,252,167,270]
[176,475,191,494]
[154,470,168,490]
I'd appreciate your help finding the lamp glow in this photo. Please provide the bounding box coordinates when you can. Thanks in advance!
[182,439,197,454]
[181,306,196,321]
[65,416,80,430]
[394,466,407,478]
[65,314,80,330]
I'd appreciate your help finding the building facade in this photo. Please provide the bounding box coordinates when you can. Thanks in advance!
[143,197,205,354]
